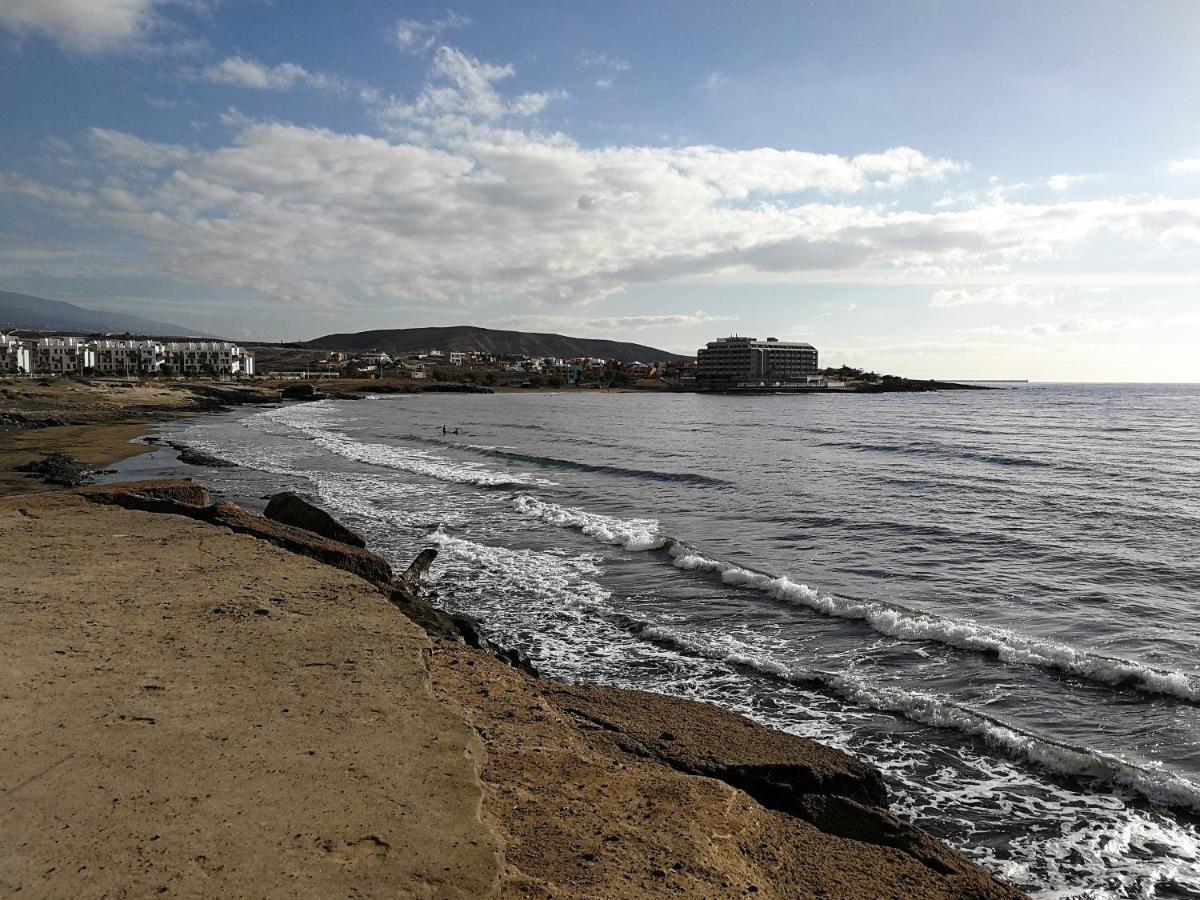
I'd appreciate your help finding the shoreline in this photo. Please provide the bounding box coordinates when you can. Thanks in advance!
[0,382,1025,896]
[1,479,1023,898]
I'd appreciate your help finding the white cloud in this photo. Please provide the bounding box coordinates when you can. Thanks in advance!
[380,46,564,132]
[88,127,190,168]
[701,71,729,91]
[1046,173,1089,191]
[8,51,1200,313]
[393,11,470,53]
[200,56,353,93]
[931,285,1059,308]
[962,315,1144,337]
[1169,158,1200,174]
[0,0,165,53]
[579,51,630,72]
[494,312,736,332]
[594,79,613,91]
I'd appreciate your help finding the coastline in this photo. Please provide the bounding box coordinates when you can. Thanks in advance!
[1,381,1024,896]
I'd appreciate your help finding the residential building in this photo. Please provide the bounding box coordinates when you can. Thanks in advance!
[162,341,254,375]
[696,336,818,387]
[32,337,95,374]
[0,332,31,374]
[92,339,164,374]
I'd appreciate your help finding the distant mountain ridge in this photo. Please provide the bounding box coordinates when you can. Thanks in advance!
[0,290,214,338]
[304,325,691,362]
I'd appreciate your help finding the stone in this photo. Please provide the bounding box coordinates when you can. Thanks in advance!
[263,492,366,548]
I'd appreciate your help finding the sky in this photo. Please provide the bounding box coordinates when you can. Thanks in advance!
[1,1,1199,380]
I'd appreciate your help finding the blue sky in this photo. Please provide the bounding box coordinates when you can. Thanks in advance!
[2,1,1199,379]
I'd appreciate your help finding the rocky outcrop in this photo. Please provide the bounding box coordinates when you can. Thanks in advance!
[81,480,392,586]
[264,491,367,547]
[14,451,92,486]
[541,680,888,809]
[280,383,316,400]
[169,442,238,468]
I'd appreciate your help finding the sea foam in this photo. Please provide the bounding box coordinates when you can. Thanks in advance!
[512,494,1200,705]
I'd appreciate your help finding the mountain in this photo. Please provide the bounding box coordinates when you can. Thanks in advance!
[0,290,214,338]
[304,326,692,362]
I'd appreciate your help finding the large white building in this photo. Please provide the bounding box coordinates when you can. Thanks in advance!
[696,336,819,387]
[32,337,95,375]
[161,341,254,376]
[0,334,254,376]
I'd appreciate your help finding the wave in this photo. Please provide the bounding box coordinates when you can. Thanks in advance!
[469,446,731,487]
[512,495,1200,705]
[263,404,556,488]
[820,440,1054,469]
[627,622,1200,815]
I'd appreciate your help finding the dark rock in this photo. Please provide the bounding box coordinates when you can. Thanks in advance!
[263,492,366,548]
[540,681,887,810]
[791,793,992,877]
[169,442,237,468]
[80,481,392,587]
[398,548,438,589]
[14,451,92,486]
[280,383,316,400]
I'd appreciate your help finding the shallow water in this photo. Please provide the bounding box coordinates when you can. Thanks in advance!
[136,384,1200,898]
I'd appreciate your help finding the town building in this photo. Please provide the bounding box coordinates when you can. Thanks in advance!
[0,333,254,376]
[696,336,818,387]
[32,337,95,374]
[161,341,254,375]
[0,332,32,374]
[92,339,164,375]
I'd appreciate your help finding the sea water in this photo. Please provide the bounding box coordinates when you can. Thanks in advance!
[134,384,1200,898]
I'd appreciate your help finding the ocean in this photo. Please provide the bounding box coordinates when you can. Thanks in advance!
[120,383,1200,898]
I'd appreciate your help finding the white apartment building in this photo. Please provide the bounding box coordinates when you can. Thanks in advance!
[32,336,95,374]
[0,332,32,374]
[92,339,164,375]
[161,341,255,376]
[0,334,254,376]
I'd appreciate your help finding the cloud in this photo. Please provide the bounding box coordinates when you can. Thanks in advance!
[594,79,613,91]
[493,312,736,332]
[380,46,564,133]
[0,0,167,53]
[1046,173,1089,191]
[88,127,190,168]
[962,315,1144,337]
[1169,158,1200,174]
[8,51,1200,313]
[200,56,353,93]
[701,71,729,91]
[393,11,470,53]
[931,285,1059,308]
[579,51,630,72]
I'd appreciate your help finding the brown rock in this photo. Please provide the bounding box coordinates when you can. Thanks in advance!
[263,491,367,548]
[542,680,888,810]
[81,480,392,586]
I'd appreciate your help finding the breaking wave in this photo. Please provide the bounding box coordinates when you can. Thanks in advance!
[512,495,1200,705]
[626,622,1200,815]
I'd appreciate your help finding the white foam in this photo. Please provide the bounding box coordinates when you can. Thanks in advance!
[515,494,1200,705]
[637,623,1200,815]
[513,495,668,551]
[264,403,555,488]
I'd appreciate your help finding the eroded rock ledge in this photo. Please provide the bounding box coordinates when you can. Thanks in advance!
[77,480,1024,898]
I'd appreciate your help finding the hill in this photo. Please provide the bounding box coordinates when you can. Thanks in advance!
[304,326,690,362]
[0,290,213,338]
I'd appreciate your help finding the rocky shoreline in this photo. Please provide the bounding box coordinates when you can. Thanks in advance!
[0,473,1023,897]
[0,380,1026,896]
